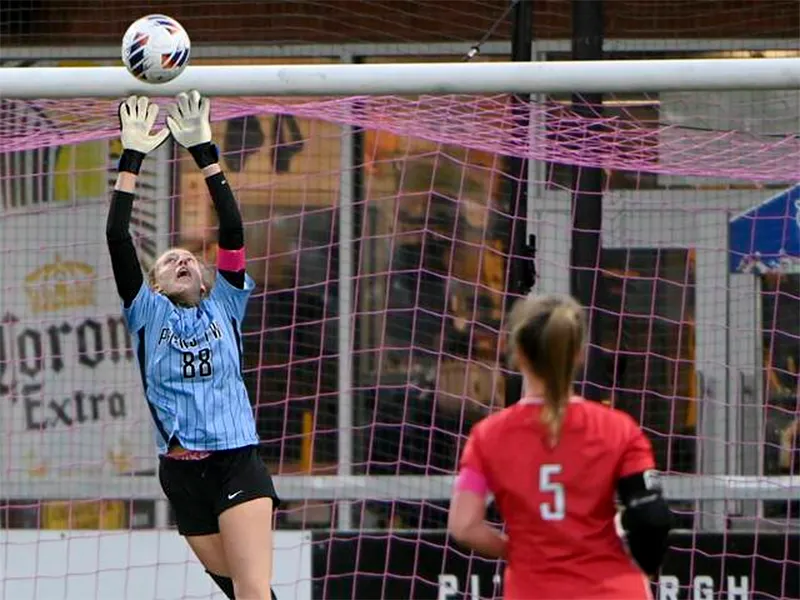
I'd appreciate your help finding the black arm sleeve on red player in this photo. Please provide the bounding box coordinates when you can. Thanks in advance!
[617,471,674,576]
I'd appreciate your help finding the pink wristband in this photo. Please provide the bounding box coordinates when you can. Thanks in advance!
[455,467,489,498]
[217,247,246,272]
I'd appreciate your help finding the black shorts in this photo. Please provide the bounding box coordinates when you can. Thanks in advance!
[158,445,280,536]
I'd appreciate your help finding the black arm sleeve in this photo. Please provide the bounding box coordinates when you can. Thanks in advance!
[206,171,246,289]
[617,471,674,576]
[106,190,144,307]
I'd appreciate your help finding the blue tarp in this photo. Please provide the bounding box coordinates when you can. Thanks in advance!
[728,184,800,274]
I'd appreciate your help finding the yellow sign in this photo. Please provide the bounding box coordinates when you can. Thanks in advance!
[42,500,126,530]
[24,254,97,314]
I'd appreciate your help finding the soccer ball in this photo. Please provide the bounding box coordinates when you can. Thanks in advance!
[122,14,191,84]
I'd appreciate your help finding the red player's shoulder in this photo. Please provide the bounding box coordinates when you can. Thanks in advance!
[472,396,639,440]
[571,396,640,426]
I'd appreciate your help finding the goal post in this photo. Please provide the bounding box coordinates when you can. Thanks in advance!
[1,58,800,97]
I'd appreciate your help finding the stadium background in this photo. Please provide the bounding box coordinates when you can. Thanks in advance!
[1,1,799,599]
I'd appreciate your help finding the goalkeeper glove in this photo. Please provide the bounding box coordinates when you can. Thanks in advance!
[117,96,170,175]
[166,90,218,168]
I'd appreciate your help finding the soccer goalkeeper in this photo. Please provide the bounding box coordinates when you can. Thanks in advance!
[106,92,279,600]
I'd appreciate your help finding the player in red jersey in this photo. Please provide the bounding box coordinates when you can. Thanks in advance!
[448,293,674,600]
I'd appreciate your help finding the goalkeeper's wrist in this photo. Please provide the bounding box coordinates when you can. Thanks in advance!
[188,142,219,169]
[118,149,145,175]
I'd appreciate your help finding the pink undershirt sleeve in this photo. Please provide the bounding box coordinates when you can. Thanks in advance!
[217,247,246,272]
[455,467,489,499]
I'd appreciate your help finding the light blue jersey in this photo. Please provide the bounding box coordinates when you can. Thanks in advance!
[123,273,259,454]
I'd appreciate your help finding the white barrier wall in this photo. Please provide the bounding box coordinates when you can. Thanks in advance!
[0,530,312,600]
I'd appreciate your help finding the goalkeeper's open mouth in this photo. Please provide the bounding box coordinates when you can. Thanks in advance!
[177,267,192,280]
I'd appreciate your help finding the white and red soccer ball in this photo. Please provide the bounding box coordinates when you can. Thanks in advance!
[122,14,191,84]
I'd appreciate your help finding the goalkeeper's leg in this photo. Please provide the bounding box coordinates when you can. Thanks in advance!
[161,449,278,598]
[218,498,276,600]
[159,459,244,597]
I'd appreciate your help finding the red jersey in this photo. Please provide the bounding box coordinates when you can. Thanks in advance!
[459,397,655,600]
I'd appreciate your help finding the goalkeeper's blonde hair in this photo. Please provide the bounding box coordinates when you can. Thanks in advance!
[508,293,586,446]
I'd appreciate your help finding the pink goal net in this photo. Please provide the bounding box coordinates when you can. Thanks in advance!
[2,94,800,181]
[1,85,798,599]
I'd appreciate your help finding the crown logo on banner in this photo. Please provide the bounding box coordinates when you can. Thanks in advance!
[24,254,97,314]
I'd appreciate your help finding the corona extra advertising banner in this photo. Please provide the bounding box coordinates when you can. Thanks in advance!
[0,201,159,484]
[0,58,170,497]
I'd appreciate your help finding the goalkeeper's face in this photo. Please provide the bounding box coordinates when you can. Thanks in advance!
[153,248,205,305]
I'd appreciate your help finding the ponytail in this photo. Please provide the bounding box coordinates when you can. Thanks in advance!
[508,294,586,446]
[538,304,582,445]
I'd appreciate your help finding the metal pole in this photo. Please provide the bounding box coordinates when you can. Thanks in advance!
[504,0,534,408]
[336,52,355,530]
[3,59,799,98]
[570,0,606,401]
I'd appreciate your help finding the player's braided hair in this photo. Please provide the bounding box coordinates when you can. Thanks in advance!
[508,293,586,446]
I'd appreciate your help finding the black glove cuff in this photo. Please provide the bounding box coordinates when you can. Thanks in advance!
[118,149,145,175]
[188,142,219,169]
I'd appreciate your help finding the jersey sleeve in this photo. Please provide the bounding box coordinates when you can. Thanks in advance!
[122,282,160,332]
[455,425,491,497]
[460,424,488,476]
[210,270,255,322]
[618,414,657,479]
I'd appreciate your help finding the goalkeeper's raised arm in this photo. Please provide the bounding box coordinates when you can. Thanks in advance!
[106,96,170,306]
[166,90,247,290]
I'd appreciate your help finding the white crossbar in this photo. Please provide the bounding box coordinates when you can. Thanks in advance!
[1,58,799,98]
